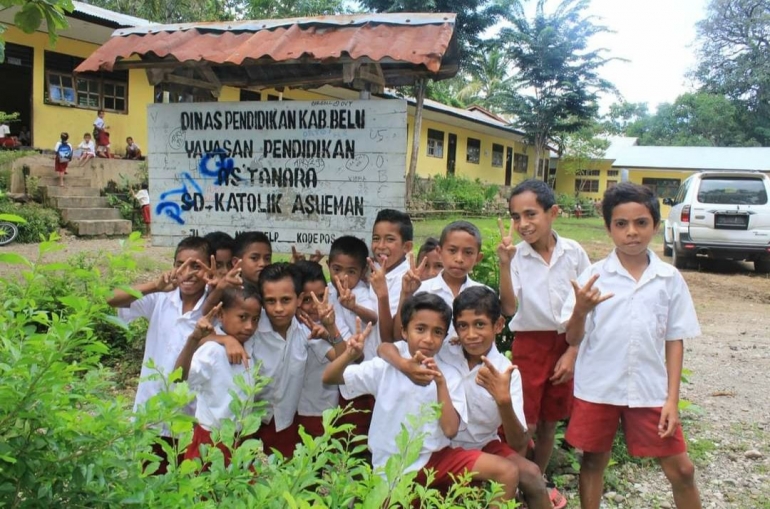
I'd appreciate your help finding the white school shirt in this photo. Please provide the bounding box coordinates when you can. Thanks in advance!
[93,117,105,130]
[509,232,590,333]
[78,140,95,155]
[416,272,487,344]
[340,341,464,473]
[365,258,410,359]
[0,124,9,137]
[439,344,527,450]
[298,338,339,416]
[249,314,309,431]
[134,189,150,206]
[188,333,255,431]
[560,249,701,408]
[118,289,207,418]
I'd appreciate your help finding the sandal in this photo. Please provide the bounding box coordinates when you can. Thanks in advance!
[546,484,567,509]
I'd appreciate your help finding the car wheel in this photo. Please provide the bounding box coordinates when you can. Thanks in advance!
[755,260,770,274]
[672,246,691,270]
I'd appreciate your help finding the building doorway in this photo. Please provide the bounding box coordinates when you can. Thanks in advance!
[446,133,457,176]
[0,43,34,145]
[505,146,513,186]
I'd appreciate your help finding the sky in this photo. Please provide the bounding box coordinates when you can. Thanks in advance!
[582,0,709,112]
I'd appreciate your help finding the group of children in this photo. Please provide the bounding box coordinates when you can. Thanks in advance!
[109,179,702,509]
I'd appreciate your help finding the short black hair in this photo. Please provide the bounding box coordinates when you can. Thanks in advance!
[140,183,148,190]
[256,262,302,301]
[509,179,556,211]
[602,182,661,228]
[294,260,327,286]
[453,286,501,325]
[374,209,413,242]
[401,292,452,332]
[204,231,235,253]
[221,282,260,309]
[233,231,272,257]
[417,237,440,263]
[439,220,482,249]
[174,236,214,260]
[329,235,369,269]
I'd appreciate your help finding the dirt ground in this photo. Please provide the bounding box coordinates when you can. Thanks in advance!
[1,234,768,508]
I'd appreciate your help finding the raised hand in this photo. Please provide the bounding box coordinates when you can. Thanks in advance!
[496,217,517,265]
[298,310,330,340]
[199,254,219,287]
[475,356,517,405]
[571,274,614,316]
[401,252,424,296]
[335,274,357,311]
[311,290,336,329]
[403,351,442,386]
[292,246,325,264]
[346,317,373,359]
[193,301,222,341]
[154,269,179,293]
[217,259,244,290]
[367,256,388,300]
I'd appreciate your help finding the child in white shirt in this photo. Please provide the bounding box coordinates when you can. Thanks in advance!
[563,183,702,509]
[323,292,520,502]
[77,132,95,165]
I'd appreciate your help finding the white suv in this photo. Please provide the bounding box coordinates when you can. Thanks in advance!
[662,171,770,273]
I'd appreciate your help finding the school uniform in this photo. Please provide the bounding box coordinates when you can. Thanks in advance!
[366,257,409,356]
[341,341,480,485]
[247,314,309,458]
[508,232,590,425]
[296,338,338,437]
[560,249,701,457]
[417,272,487,349]
[440,344,527,458]
[185,331,255,464]
[327,280,375,337]
[134,189,151,224]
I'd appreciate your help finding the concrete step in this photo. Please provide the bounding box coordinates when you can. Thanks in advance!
[70,219,133,236]
[27,165,94,179]
[61,208,123,222]
[38,176,92,187]
[42,185,101,197]
[51,196,110,208]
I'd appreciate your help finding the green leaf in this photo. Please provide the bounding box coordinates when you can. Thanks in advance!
[14,3,43,34]
[0,214,26,224]
[0,253,32,267]
[100,314,129,330]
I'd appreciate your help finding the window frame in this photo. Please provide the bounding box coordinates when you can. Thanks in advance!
[44,50,128,113]
[46,71,77,106]
[513,153,528,173]
[575,179,600,193]
[427,128,445,158]
[492,143,504,167]
[101,80,127,113]
[466,137,481,164]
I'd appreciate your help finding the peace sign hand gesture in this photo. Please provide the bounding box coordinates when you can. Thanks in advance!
[335,275,357,311]
[475,356,517,406]
[192,302,221,341]
[155,257,197,292]
[367,257,388,300]
[571,274,614,316]
[298,310,330,341]
[216,259,244,290]
[199,255,219,287]
[497,217,517,265]
[291,246,325,264]
[346,317,373,359]
[402,252,425,296]
[311,290,336,329]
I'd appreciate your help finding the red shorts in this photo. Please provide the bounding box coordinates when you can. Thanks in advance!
[54,157,68,174]
[482,439,517,459]
[295,414,324,438]
[141,204,151,224]
[512,330,573,424]
[184,423,233,467]
[337,393,373,439]
[250,417,299,459]
[415,447,484,488]
[566,398,687,458]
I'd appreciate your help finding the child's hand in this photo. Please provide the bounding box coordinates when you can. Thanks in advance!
[312,290,336,329]
[199,255,219,287]
[215,259,244,290]
[335,275,357,311]
[367,257,388,300]
[298,310,330,340]
[346,318,372,359]
[192,302,221,341]
[221,335,250,368]
[402,351,441,386]
[659,400,680,438]
[475,356,516,406]
[496,217,517,265]
[401,252,424,296]
[421,356,445,386]
[154,269,178,292]
[549,346,577,385]
[291,246,325,264]
[571,274,614,316]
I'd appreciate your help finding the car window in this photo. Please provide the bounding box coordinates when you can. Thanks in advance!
[697,178,768,205]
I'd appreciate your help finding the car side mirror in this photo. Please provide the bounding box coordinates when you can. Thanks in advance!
[662,198,674,206]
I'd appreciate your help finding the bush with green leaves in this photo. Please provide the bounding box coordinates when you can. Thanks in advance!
[422,175,500,215]
[0,235,520,508]
[0,199,59,243]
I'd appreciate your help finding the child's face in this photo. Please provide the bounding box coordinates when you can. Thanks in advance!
[608,202,658,258]
[214,248,233,278]
[127,138,133,144]
[403,309,448,358]
[438,231,482,282]
[372,221,412,270]
[84,135,91,141]
[328,254,364,289]
[455,309,503,362]
[219,296,261,344]
[299,280,326,322]
[173,248,208,297]
[509,190,558,246]
[261,277,298,332]
[418,249,443,281]
[236,242,272,284]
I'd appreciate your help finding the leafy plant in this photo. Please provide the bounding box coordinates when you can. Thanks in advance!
[0,200,59,242]
[420,175,501,215]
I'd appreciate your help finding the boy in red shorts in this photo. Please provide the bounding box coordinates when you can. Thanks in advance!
[563,182,702,509]
[498,179,589,506]
[132,183,151,235]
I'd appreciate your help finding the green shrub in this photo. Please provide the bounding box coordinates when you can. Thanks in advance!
[0,236,520,508]
[0,149,35,168]
[423,175,500,215]
[0,169,11,191]
[0,200,60,243]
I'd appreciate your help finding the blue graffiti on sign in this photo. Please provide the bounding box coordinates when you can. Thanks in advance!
[155,172,203,225]
[199,148,242,186]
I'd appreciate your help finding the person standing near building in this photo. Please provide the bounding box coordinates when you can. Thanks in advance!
[93,110,113,158]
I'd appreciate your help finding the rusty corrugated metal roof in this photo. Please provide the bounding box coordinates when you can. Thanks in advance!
[75,13,458,84]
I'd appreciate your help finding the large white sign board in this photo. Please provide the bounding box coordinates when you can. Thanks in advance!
[147,100,407,252]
